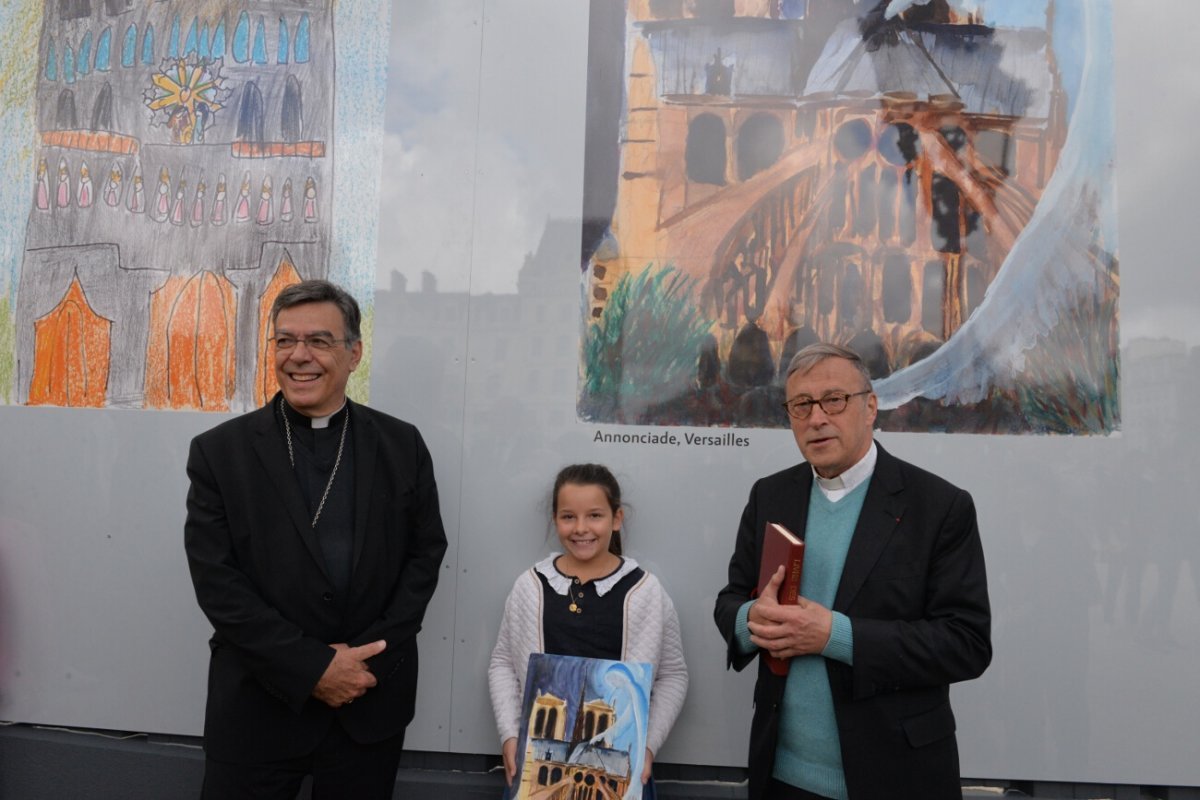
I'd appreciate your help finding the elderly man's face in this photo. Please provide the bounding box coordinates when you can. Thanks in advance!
[785,357,877,479]
[272,301,361,417]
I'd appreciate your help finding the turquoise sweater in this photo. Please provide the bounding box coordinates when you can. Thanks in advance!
[736,479,868,800]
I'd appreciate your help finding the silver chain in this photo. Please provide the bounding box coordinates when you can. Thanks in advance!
[280,396,349,528]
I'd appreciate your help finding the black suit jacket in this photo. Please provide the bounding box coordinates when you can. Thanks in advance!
[714,443,991,800]
[184,394,448,762]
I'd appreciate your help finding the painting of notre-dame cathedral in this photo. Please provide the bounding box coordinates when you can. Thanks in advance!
[513,654,652,800]
[579,0,1119,434]
[5,0,382,412]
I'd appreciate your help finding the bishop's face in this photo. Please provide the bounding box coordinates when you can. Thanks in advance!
[272,301,362,417]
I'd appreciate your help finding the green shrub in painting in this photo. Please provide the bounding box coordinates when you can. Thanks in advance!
[580,265,714,422]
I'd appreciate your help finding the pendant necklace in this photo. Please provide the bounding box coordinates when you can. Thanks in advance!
[569,577,585,614]
[280,396,349,528]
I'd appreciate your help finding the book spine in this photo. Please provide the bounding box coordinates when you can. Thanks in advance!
[780,553,803,605]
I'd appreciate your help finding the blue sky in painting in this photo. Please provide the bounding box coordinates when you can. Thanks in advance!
[881,0,1050,28]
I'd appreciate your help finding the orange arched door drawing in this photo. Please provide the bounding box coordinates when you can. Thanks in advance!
[254,253,303,407]
[145,271,237,410]
[28,277,111,407]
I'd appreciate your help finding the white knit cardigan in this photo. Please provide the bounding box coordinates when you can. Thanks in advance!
[487,555,689,756]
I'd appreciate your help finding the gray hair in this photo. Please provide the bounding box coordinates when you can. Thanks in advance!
[270,280,362,345]
[785,342,873,389]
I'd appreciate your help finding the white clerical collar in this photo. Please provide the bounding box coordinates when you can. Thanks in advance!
[813,442,877,502]
[309,399,348,429]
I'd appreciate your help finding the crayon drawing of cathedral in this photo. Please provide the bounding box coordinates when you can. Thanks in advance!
[579,0,1119,434]
[514,654,651,800]
[10,1,360,411]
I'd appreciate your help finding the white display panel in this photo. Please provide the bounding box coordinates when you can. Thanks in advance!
[0,0,1198,789]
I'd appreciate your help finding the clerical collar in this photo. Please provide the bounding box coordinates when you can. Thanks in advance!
[281,397,348,429]
[813,442,877,501]
[308,400,348,429]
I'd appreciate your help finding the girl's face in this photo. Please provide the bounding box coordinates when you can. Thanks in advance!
[554,482,623,565]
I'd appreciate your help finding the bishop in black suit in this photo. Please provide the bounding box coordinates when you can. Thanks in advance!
[185,280,447,799]
[715,343,991,800]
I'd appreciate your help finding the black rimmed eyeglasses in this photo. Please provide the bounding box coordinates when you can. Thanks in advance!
[781,390,871,420]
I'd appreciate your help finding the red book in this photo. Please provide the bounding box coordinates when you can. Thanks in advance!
[756,522,805,676]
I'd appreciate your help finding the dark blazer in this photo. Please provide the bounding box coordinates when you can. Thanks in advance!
[714,443,991,800]
[185,394,448,763]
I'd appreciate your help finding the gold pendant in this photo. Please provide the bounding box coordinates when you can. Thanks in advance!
[569,602,580,614]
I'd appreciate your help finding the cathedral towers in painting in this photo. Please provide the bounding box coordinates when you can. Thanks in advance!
[17,0,334,410]
[519,689,630,800]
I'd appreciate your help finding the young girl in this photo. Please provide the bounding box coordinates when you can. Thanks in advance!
[488,463,688,793]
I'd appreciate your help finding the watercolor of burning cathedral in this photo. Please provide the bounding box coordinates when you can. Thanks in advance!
[513,654,651,800]
[579,0,1119,434]
[11,1,349,411]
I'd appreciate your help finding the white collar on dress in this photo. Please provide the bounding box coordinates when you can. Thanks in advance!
[534,553,640,597]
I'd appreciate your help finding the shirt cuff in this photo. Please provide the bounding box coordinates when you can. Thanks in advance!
[821,611,853,664]
[734,600,757,655]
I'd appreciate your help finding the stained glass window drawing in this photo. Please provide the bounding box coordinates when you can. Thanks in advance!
[95,27,111,71]
[141,23,154,65]
[168,13,179,58]
[121,23,135,67]
[252,15,266,64]
[232,11,248,63]
[277,16,288,64]
[78,31,91,76]
[295,14,309,63]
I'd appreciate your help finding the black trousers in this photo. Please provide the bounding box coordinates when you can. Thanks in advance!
[200,722,406,800]
[766,778,835,800]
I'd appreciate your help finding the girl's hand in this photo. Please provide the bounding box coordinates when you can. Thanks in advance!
[642,748,654,784]
[502,737,518,786]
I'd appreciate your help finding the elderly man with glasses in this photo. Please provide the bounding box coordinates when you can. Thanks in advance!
[715,343,992,800]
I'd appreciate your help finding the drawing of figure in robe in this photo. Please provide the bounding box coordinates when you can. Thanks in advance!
[128,169,145,214]
[192,178,206,228]
[303,176,318,222]
[280,177,293,222]
[234,171,251,223]
[211,173,227,226]
[77,162,94,208]
[104,162,123,207]
[171,178,187,226]
[56,158,70,208]
[35,159,50,211]
[256,175,273,225]
[154,167,171,221]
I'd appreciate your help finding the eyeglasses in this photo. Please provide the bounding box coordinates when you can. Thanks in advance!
[270,335,349,352]
[781,390,871,420]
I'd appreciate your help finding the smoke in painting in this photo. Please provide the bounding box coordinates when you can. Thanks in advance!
[579,0,1119,434]
[511,653,652,800]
